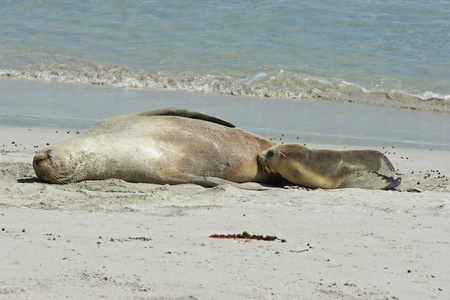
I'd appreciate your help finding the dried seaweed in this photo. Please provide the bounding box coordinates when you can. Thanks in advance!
[210,231,286,242]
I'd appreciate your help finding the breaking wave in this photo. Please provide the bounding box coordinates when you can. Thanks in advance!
[1,63,448,113]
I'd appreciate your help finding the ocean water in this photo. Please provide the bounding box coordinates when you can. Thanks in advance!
[0,0,449,111]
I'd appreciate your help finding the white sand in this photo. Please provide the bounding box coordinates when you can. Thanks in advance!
[1,126,449,299]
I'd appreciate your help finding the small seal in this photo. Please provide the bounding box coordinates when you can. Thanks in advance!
[33,108,281,187]
[258,144,401,190]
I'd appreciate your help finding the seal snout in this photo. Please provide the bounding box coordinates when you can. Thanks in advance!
[33,149,68,183]
[257,151,267,165]
[257,149,277,174]
[33,150,53,166]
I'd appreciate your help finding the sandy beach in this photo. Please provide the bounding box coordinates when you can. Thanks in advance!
[1,125,449,299]
[2,0,449,298]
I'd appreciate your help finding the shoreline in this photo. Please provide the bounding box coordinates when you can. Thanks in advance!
[1,79,450,150]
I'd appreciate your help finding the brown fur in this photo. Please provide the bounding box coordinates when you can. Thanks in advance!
[258,144,400,190]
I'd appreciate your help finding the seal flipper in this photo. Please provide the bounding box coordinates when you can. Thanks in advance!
[339,170,401,190]
[380,174,402,190]
[163,175,270,191]
[134,107,235,128]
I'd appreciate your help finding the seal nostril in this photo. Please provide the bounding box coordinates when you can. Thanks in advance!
[45,150,54,164]
[34,150,53,165]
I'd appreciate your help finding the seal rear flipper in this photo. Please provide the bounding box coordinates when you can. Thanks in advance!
[339,170,402,190]
[134,107,235,128]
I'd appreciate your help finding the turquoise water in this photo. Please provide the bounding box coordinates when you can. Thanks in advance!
[1,0,449,107]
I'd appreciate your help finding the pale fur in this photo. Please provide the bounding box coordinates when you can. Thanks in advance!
[33,108,281,187]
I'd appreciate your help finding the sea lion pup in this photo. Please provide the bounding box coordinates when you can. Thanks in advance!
[33,108,281,187]
[258,144,401,190]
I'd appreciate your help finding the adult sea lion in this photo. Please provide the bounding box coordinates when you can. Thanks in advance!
[33,108,281,187]
[258,144,401,190]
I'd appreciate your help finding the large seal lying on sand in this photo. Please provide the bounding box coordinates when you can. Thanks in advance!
[33,108,281,187]
[258,144,401,190]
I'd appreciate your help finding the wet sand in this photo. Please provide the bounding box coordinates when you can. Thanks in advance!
[1,79,449,150]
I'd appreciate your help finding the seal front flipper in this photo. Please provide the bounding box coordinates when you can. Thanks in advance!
[280,178,313,190]
[204,177,273,191]
[338,170,401,190]
[164,176,271,191]
[133,107,235,128]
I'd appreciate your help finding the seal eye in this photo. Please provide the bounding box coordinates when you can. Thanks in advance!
[267,150,273,157]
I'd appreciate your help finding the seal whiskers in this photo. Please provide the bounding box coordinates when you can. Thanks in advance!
[257,154,276,175]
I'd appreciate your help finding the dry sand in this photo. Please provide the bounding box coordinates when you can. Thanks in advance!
[1,126,449,299]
